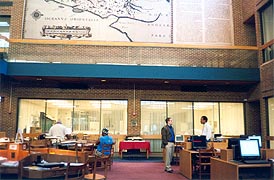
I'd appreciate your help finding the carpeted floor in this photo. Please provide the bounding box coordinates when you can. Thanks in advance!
[113,156,163,163]
[107,161,188,180]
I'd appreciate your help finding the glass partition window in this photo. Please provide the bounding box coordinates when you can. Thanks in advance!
[18,99,46,133]
[220,102,244,135]
[167,102,193,135]
[46,99,73,131]
[100,100,128,135]
[18,99,127,135]
[141,101,167,135]
[73,100,100,134]
[193,102,219,136]
[268,97,274,148]
[141,101,244,136]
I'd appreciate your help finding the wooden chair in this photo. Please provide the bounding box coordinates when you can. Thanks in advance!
[264,136,274,148]
[85,143,113,180]
[30,139,49,149]
[65,162,87,180]
[195,148,214,179]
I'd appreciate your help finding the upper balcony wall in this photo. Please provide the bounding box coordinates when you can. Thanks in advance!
[6,44,258,69]
[6,0,258,69]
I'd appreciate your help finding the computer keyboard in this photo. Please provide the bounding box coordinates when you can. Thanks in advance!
[242,160,269,164]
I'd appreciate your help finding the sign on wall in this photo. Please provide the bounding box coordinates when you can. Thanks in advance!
[23,0,232,45]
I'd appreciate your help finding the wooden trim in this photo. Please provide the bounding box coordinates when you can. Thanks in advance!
[256,0,271,10]
[140,135,161,139]
[259,39,274,50]
[8,39,258,50]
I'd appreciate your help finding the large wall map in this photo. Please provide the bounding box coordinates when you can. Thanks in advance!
[23,0,232,45]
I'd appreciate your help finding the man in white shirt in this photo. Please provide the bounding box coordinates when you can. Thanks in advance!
[48,120,66,139]
[200,116,212,141]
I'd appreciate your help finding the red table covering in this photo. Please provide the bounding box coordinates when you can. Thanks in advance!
[119,141,150,154]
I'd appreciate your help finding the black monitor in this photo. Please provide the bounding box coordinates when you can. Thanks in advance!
[191,135,207,150]
[227,137,246,149]
[214,134,222,138]
[248,135,262,148]
[239,139,261,160]
[227,137,247,160]
[239,135,249,139]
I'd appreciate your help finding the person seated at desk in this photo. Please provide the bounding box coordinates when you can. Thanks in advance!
[48,120,67,141]
[94,128,114,156]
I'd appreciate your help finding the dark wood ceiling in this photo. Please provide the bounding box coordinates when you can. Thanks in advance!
[10,75,258,92]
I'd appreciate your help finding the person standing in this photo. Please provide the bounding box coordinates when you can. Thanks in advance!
[161,117,175,173]
[200,116,212,141]
[48,119,66,139]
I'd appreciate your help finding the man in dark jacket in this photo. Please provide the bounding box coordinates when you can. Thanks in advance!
[161,117,175,173]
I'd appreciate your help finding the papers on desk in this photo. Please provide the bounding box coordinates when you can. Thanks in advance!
[1,161,18,167]
[45,136,59,139]
[0,156,7,164]
[0,138,10,142]
[60,140,77,144]
[24,166,50,171]
[125,136,143,141]
[63,162,84,166]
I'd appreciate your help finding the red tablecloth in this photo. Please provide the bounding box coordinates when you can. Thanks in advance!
[119,141,150,154]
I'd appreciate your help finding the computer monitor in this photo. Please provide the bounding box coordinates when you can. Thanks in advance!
[227,137,248,149]
[175,135,184,143]
[239,139,261,160]
[239,135,249,139]
[214,134,222,138]
[191,135,207,150]
[248,135,262,148]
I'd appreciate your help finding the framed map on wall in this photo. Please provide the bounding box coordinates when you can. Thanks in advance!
[23,0,232,45]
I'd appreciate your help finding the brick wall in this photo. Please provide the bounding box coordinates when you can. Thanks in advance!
[0,75,253,137]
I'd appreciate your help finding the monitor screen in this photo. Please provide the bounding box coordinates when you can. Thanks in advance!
[239,139,261,160]
[191,135,207,150]
[175,135,184,143]
[248,135,262,148]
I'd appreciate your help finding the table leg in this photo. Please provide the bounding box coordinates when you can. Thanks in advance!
[120,151,123,159]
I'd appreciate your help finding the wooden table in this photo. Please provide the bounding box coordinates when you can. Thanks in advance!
[211,157,272,180]
[20,153,87,179]
[119,141,150,159]
[179,149,199,179]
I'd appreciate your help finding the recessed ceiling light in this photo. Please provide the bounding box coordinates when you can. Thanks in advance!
[164,80,169,84]
[101,79,107,82]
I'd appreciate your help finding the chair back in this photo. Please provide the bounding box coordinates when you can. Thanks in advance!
[86,144,113,180]
[65,162,87,180]
[101,143,113,157]
[196,148,215,179]
[264,136,274,148]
